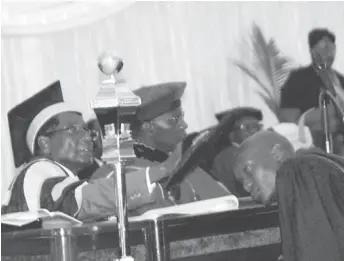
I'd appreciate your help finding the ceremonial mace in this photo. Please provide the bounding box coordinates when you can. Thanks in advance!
[316,63,344,154]
[90,52,141,261]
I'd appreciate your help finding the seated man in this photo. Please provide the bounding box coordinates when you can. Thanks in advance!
[2,81,229,221]
[88,82,230,205]
[210,107,263,196]
[231,130,296,205]
[211,120,314,205]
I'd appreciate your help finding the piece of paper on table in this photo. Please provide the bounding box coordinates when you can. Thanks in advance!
[129,195,239,222]
[1,209,81,227]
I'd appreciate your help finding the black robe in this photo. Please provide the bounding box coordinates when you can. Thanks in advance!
[276,150,344,261]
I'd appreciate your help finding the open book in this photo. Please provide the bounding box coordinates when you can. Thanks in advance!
[130,195,239,222]
[1,209,82,230]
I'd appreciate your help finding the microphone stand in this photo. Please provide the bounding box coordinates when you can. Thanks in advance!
[316,63,344,154]
[319,90,333,154]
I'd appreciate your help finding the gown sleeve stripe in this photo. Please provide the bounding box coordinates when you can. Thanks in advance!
[23,161,70,210]
[40,177,84,216]
[51,176,80,201]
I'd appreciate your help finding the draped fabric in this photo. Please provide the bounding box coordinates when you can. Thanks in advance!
[276,152,344,261]
[1,2,135,36]
[2,1,344,198]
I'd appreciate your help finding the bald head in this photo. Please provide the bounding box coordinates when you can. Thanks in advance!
[232,130,295,205]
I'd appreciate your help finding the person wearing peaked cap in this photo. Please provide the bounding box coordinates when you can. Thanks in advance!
[214,107,263,146]
[208,107,263,196]
[131,82,189,154]
[2,81,186,221]
[181,107,262,170]
[119,81,231,210]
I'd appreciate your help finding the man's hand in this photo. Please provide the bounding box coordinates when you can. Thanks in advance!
[280,108,301,123]
[148,144,182,182]
[304,105,340,132]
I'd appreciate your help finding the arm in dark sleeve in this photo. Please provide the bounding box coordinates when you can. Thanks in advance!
[76,167,156,221]
[13,160,159,221]
[280,72,301,109]
[280,72,304,122]
[210,146,246,196]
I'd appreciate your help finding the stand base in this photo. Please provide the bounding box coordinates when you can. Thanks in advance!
[115,255,135,261]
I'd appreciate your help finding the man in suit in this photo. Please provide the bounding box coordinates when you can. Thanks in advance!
[280,28,344,154]
[2,81,229,221]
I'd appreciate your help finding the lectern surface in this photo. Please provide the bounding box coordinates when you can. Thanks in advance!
[2,198,280,261]
[2,220,153,261]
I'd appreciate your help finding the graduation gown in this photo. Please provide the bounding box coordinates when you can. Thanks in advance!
[2,142,230,222]
[1,157,156,222]
[276,150,344,261]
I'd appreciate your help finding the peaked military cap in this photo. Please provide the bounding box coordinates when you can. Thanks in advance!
[215,107,263,123]
[133,82,186,122]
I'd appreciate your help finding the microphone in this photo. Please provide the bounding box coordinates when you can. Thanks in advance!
[313,53,336,95]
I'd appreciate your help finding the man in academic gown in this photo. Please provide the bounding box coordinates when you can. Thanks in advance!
[231,130,296,205]
[211,119,314,204]
[276,149,344,261]
[2,80,229,221]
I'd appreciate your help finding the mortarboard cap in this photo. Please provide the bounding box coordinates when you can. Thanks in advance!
[7,81,78,167]
[215,107,263,123]
[133,82,186,122]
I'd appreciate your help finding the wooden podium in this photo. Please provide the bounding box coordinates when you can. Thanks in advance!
[2,198,280,261]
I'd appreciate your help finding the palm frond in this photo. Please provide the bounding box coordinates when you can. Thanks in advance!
[234,61,272,99]
[255,90,279,116]
[251,24,274,88]
[233,23,297,121]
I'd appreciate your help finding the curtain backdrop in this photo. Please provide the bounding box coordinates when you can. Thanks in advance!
[2,1,344,198]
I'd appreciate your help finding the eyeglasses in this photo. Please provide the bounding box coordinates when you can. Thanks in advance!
[44,124,99,140]
[169,112,185,124]
[234,123,263,132]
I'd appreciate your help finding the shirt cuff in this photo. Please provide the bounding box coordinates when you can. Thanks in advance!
[146,167,157,193]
